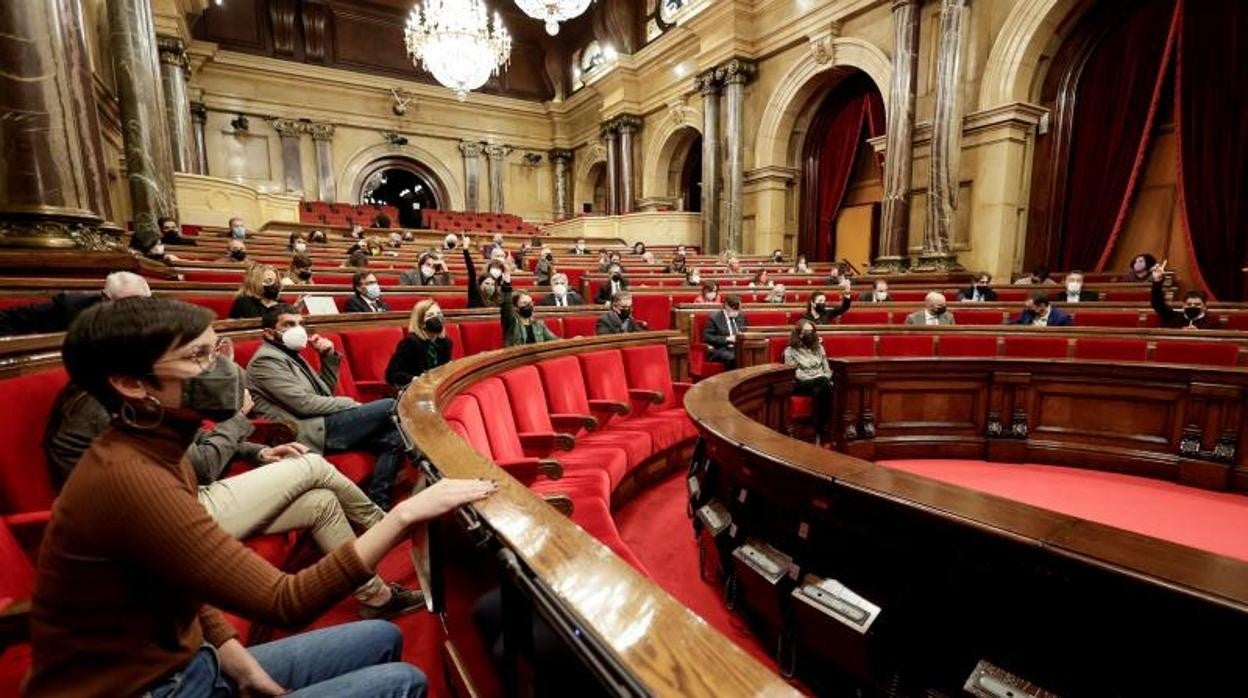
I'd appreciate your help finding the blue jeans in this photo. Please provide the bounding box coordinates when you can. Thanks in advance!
[323,398,406,509]
[146,620,426,698]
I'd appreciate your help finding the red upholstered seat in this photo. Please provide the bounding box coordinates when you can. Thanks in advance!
[745,311,787,327]
[955,309,1007,325]
[620,345,697,441]
[822,334,875,358]
[838,310,889,325]
[458,320,504,355]
[0,519,34,696]
[632,294,673,330]
[578,350,687,452]
[561,315,598,338]
[789,395,812,418]
[325,451,375,485]
[533,357,656,465]
[768,337,789,363]
[937,335,999,357]
[1072,338,1148,362]
[0,368,67,518]
[1222,313,1248,331]
[179,294,237,319]
[1071,311,1141,328]
[1002,335,1070,359]
[878,334,935,357]
[1154,340,1240,367]
[339,326,404,400]
[443,324,465,359]
[444,395,492,458]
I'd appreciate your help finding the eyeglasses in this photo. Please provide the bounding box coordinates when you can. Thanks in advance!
[159,337,234,371]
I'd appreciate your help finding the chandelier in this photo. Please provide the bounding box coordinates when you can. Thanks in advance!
[515,0,593,36]
[405,0,512,101]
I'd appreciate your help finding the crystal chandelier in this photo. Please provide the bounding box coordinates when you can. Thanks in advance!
[405,0,512,101]
[515,0,593,36]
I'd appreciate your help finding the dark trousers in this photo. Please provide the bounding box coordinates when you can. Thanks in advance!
[706,345,737,369]
[323,398,405,510]
[792,376,833,438]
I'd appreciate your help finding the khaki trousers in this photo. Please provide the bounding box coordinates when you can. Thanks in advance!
[198,454,387,600]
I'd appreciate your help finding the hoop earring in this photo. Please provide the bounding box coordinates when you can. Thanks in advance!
[118,395,164,430]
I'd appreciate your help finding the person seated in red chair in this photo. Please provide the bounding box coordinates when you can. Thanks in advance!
[703,294,748,370]
[859,279,892,303]
[159,216,196,246]
[1051,270,1100,303]
[43,378,425,620]
[1125,252,1157,282]
[905,292,956,325]
[538,272,585,306]
[594,263,630,305]
[0,271,150,337]
[595,291,648,335]
[219,238,248,263]
[281,253,315,286]
[30,296,494,697]
[399,252,451,286]
[784,318,834,446]
[229,263,282,319]
[500,272,559,347]
[1150,260,1216,329]
[804,288,852,324]
[344,271,390,313]
[1008,293,1073,327]
[956,272,998,302]
[386,300,453,388]
[1013,265,1058,286]
[248,305,406,509]
[227,215,249,240]
[568,237,590,255]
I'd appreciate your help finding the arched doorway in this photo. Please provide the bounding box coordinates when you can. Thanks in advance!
[353,156,448,228]
[669,132,702,213]
[587,162,608,214]
[797,71,885,264]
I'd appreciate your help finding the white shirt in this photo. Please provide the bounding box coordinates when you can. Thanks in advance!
[924,311,941,325]
[553,293,568,307]
[725,315,738,337]
[1031,311,1049,327]
[1065,291,1082,303]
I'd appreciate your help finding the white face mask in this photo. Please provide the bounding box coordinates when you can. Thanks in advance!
[1067,281,1082,293]
[489,268,503,280]
[553,283,567,296]
[281,324,308,351]
[875,289,888,298]
[294,242,307,253]
[421,265,435,277]
[690,276,700,285]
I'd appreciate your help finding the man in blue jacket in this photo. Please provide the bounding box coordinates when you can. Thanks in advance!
[1008,293,1073,327]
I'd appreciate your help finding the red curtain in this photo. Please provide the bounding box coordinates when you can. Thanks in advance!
[799,74,885,261]
[1060,0,1178,271]
[1175,0,1248,300]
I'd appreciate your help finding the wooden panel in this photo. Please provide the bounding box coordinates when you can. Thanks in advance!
[331,7,411,73]
[194,0,267,51]
[1029,378,1182,448]
[874,377,986,432]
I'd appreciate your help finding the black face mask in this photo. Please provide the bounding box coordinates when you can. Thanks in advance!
[424,316,444,334]
[814,302,827,314]
[230,250,246,261]
[262,284,280,300]
[544,254,552,261]
[932,306,948,316]
[297,270,312,281]
[801,332,817,347]
[446,241,456,249]
[611,273,622,282]
[518,305,534,319]
[617,308,632,321]
[1184,306,1203,320]
[181,361,244,422]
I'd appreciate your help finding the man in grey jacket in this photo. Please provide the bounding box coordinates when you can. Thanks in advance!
[247,304,407,509]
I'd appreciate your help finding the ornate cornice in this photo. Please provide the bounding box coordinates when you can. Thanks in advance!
[306,122,335,141]
[157,35,189,72]
[459,140,485,158]
[483,143,512,160]
[693,69,720,95]
[269,118,304,138]
[714,58,756,86]
[548,148,573,163]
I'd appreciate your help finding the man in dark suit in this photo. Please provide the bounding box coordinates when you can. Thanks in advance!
[594,263,630,304]
[1051,270,1099,303]
[343,271,391,313]
[568,238,590,255]
[538,273,586,306]
[398,252,451,286]
[1150,260,1217,329]
[1008,293,1073,326]
[0,272,150,336]
[859,279,892,302]
[703,295,748,369]
[956,272,998,302]
[596,291,648,335]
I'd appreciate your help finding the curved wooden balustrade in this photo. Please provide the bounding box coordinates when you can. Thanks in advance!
[684,363,1248,694]
[399,332,796,697]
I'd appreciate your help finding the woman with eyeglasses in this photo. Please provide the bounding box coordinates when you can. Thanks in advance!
[27,297,496,697]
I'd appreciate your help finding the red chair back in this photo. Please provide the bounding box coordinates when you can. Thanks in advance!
[463,378,524,461]
[1154,340,1240,367]
[0,368,67,514]
[620,345,678,410]
[500,367,555,433]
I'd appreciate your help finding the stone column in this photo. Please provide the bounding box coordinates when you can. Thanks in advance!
[308,122,336,203]
[870,0,920,274]
[484,143,510,214]
[190,103,208,175]
[716,58,755,254]
[695,70,721,254]
[602,126,620,215]
[459,140,484,212]
[915,0,968,272]
[549,148,573,219]
[157,36,194,174]
[0,0,117,249]
[271,118,305,195]
[108,0,180,249]
[616,115,641,214]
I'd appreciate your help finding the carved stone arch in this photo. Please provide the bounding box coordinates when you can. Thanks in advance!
[753,37,891,171]
[642,113,702,199]
[572,143,608,210]
[338,142,463,210]
[978,0,1087,109]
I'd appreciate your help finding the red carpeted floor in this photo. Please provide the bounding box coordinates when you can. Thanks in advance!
[614,473,780,672]
[879,459,1248,562]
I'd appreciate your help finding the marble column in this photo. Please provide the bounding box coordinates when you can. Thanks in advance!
[0,0,117,249]
[157,36,194,174]
[549,148,573,219]
[716,58,755,254]
[459,140,484,212]
[271,118,305,195]
[190,103,208,175]
[484,143,510,214]
[602,126,620,215]
[616,115,641,214]
[870,0,920,274]
[915,0,968,272]
[308,122,336,203]
[108,0,180,250]
[695,71,721,254]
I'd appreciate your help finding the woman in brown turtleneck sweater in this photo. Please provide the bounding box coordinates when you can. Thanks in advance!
[26,297,494,697]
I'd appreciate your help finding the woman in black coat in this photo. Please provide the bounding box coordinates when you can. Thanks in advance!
[386,299,453,387]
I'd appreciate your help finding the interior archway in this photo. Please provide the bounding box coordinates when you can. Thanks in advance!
[588,162,609,214]
[352,156,447,228]
[664,129,702,212]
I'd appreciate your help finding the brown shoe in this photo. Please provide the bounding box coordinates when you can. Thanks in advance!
[359,584,426,620]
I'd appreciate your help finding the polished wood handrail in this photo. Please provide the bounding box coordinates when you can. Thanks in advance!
[400,332,796,697]
[684,363,1248,613]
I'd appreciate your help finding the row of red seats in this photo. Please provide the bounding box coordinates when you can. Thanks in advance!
[298,202,398,227]
[444,345,697,571]
[423,210,539,236]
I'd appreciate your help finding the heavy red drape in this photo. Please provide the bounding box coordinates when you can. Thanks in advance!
[1060,0,1178,271]
[1175,0,1248,300]
[799,74,885,262]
